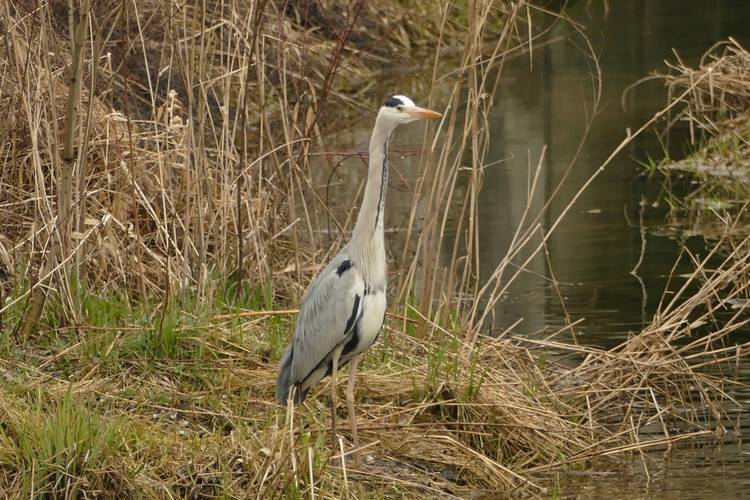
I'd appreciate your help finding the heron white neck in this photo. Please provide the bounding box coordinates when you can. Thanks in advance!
[350,117,392,289]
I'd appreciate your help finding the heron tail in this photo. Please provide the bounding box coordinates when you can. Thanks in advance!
[275,345,308,405]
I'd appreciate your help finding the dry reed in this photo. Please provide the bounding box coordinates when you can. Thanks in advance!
[0,1,746,497]
[654,39,750,237]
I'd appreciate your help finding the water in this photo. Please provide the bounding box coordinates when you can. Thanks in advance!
[321,0,750,496]
[480,1,750,344]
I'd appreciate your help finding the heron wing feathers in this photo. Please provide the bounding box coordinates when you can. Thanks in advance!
[289,251,365,387]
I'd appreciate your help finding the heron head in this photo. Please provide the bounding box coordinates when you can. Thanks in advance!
[378,95,442,128]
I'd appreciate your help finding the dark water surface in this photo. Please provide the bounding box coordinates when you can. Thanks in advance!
[479,2,750,497]
[324,1,750,497]
[483,1,750,343]
[485,2,750,497]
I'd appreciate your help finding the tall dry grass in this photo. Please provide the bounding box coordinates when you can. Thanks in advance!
[653,39,750,237]
[0,0,747,497]
[0,0,522,330]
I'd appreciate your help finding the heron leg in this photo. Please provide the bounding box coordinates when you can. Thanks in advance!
[346,354,360,465]
[330,347,342,449]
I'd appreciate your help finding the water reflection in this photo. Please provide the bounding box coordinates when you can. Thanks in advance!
[319,1,750,342]
[319,0,750,496]
[477,0,750,343]
[472,1,750,495]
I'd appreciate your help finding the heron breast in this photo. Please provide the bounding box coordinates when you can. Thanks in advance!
[353,291,386,354]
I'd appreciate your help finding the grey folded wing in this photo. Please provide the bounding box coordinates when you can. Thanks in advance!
[276,252,364,403]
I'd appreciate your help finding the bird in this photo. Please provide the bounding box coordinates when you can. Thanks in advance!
[276,94,442,458]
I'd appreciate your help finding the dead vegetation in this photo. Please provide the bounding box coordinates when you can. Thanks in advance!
[0,262,746,496]
[655,39,750,237]
[0,1,747,497]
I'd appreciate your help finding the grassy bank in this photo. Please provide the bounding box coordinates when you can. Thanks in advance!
[0,277,744,496]
[1,1,748,497]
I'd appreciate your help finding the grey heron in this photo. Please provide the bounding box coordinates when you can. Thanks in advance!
[276,95,442,457]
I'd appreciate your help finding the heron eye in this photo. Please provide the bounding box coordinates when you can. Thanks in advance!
[396,105,403,111]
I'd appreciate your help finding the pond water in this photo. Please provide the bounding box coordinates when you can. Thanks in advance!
[322,0,750,497]
[480,0,750,344]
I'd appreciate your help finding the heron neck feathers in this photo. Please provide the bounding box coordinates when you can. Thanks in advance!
[350,117,393,289]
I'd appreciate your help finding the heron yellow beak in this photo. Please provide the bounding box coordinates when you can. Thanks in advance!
[406,106,442,120]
